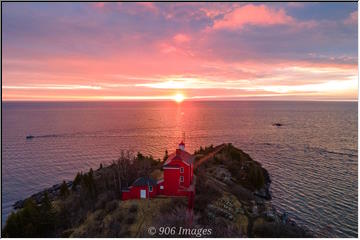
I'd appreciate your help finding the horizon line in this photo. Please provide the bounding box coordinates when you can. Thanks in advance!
[2,99,358,103]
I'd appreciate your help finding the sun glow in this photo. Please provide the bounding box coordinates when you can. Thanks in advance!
[173,93,185,103]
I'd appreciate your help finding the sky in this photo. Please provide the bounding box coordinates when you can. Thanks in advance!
[2,2,358,101]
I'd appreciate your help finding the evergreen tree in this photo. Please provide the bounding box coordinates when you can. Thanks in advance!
[137,152,144,160]
[4,199,40,237]
[60,181,70,198]
[163,149,169,161]
[83,168,97,199]
[39,192,55,236]
[3,212,19,237]
[72,172,82,191]
[40,192,52,212]
[3,196,57,237]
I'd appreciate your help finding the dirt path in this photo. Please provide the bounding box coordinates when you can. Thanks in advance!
[194,144,226,169]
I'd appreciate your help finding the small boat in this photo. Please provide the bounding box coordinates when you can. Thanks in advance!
[26,135,35,139]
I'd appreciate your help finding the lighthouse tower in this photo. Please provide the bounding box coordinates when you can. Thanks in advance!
[179,132,186,150]
[179,141,185,150]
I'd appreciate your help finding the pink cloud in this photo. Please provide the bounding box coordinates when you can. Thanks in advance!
[94,2,105,8]
[2,3,357,101]
[160,42,178,54]
[344,11,357,25]
[158,42,194,57]
[200,4,234,18]
[173,34,191,43]
[213,4,294,30]
[136,2,158,13]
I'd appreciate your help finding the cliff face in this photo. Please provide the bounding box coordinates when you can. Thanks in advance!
[3,144,311,238]
[193,143,310,237]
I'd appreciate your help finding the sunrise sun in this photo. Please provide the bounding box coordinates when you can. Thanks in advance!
[173,93,185,103]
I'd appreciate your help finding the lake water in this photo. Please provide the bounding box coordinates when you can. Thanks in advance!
[2,101,358,237]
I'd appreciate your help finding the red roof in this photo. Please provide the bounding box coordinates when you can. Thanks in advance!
[164,149,194,166]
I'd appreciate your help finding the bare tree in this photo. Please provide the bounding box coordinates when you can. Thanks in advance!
[111,150,136,197]
[117,150,134,187]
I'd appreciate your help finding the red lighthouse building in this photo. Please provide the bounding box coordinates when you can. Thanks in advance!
[122,141,194,200]
[158,141,194,196]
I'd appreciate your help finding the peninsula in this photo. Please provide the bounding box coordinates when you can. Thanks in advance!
[3,143,311,237]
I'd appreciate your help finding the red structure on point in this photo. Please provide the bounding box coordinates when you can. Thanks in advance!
[122,141,195,200]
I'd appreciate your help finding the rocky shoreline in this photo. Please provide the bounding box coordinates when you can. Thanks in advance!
[252,172,312,236]
[13,181,73,209]
[254,169,272,200]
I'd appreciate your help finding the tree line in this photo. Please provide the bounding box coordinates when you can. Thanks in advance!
[2,151,162,237]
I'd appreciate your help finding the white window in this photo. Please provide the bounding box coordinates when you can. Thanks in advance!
[140,190,146,199]
[160,185,164,190]
[180,167,184,173]
[149,186,153,192]
[180,176,184,182]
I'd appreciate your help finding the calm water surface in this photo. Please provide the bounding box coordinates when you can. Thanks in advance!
[2,101,358,237]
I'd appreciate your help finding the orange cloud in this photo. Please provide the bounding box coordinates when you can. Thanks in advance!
[213,4,294,30]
